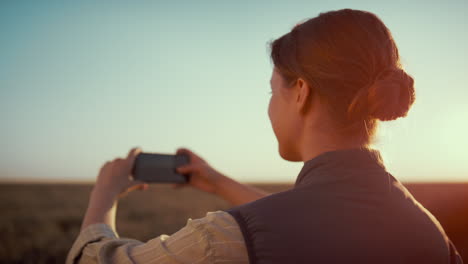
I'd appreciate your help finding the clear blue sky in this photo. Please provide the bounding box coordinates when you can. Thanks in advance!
[1,0,467,183]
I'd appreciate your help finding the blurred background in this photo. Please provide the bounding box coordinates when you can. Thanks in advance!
[0,0,467,263]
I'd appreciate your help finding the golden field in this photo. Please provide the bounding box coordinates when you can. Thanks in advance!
[0,182,467,263]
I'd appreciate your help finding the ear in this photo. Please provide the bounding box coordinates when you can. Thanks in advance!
[295,78,312,114]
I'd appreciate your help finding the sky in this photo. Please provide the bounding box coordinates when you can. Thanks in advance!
[0,0,467,184]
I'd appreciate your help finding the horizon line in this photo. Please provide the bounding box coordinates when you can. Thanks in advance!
[0,177,467,185]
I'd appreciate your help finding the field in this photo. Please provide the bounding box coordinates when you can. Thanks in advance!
[0,182,467,263]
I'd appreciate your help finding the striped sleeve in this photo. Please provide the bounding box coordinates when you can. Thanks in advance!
[66,210,248,264]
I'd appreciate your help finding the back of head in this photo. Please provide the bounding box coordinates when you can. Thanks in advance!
[269,9,416,145]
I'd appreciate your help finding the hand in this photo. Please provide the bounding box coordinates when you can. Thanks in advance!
[173,147,225,194]
[94,147,149,199]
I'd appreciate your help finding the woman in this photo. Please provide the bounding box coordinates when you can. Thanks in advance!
[66,8,463,264]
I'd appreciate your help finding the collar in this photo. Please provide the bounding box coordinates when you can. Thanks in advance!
[294,147,386,188]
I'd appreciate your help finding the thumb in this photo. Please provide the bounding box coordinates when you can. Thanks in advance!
[128,182,146,191]
[118,183,145,199]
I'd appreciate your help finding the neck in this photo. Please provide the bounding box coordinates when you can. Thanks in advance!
[298,127,367,163]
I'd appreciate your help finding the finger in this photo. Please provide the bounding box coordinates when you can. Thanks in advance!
[126,147,142,169]
[113,158,124,163]
[127,182,146,192]
[100,160,113,172]
[127,147,142,160]
[118,184,136,198]
[101,161,111,169]
[176,147,188,155]
[127,185,139,192]
[132,183,148,191]
[175,163,197,174]
[139,183,149,191]
[176,147,197,159]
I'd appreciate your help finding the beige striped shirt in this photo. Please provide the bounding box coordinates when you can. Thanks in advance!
[66,210,248,264]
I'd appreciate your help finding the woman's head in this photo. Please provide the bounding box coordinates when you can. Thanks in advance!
[267,9,415,161]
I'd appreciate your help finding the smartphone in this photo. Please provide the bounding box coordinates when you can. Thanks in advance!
[131,152,190,183]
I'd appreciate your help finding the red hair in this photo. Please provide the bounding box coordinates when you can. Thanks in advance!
[269,9,415,145]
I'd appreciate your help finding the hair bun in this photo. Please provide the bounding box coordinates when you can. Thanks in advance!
[366,67,415,121]
[347,67,416,122]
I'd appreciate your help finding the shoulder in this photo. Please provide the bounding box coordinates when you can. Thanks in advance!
[226,188,305,215]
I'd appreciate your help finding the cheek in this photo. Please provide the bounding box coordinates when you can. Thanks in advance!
[268,97,273,121]
[268,96,276,127]
[268,95,283,137]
